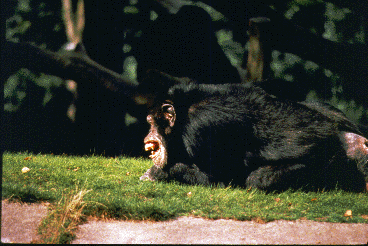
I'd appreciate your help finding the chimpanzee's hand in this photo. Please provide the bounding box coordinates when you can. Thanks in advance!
[140,165,168,181]
[169,163,210,185]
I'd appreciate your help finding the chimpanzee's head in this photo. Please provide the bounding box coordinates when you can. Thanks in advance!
[140,70,192,168]
[144,100,177,167]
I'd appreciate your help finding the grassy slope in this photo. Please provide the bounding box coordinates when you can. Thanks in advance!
[3,152,368,223]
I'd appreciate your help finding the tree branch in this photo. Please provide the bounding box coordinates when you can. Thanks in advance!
[3,40,138,98]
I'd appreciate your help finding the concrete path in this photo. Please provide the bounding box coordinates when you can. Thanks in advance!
[2,199,368,244]
[72,216,368,244]
[1,200,48,243]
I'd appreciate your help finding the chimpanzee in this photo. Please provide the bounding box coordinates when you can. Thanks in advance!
[139,70,368,192]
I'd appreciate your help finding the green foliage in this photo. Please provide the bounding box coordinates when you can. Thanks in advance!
[195,2,226,22]
[5,0,72,113]
[6,0,65,50]
[268,0,367,123]
[124,6,139,14]
[3,152,368,224]
[216,30,244,66]
[5,0,368,125]
[4,68,65,112]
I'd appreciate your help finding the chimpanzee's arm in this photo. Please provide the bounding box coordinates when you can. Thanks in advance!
[140,163,211,186]
[140,165,168,181]
[168,163,211,186]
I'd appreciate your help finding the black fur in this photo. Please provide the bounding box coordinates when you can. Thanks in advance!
[144,82,367,192]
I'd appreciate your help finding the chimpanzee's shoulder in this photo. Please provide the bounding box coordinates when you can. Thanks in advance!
[167,83,278,110]
[168,83,266,97]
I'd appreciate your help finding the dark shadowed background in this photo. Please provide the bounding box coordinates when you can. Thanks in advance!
[2,0,368,156]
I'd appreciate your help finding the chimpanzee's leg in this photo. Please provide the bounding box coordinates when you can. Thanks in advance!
[246,164,311,191]
[168,163,211,186]
[246,160,366,192]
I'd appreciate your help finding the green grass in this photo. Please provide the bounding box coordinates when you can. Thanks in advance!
[3,152,368,224]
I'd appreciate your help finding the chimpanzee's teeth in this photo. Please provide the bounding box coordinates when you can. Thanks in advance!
[149,150,158,159]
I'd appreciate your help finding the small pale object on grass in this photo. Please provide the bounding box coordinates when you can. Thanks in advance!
[22,167,30,173]
[344,210,352,217]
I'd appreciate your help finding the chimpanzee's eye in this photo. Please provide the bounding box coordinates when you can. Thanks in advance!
[146,115,154,124]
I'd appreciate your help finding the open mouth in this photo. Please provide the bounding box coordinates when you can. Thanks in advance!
[144,141,160,159]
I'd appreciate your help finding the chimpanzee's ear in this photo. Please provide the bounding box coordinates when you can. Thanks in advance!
[162,103,176,127]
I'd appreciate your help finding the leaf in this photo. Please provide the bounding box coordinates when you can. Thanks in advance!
[344,210,352,217]
[360,215,368,220]
[21,167,31,173]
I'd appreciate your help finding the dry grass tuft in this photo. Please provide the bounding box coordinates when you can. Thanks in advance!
[36,186,92,244]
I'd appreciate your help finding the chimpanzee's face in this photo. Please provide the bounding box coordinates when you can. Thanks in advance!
[144,101,176,168]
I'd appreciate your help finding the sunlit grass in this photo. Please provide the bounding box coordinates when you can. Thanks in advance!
[3,152,368,225]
